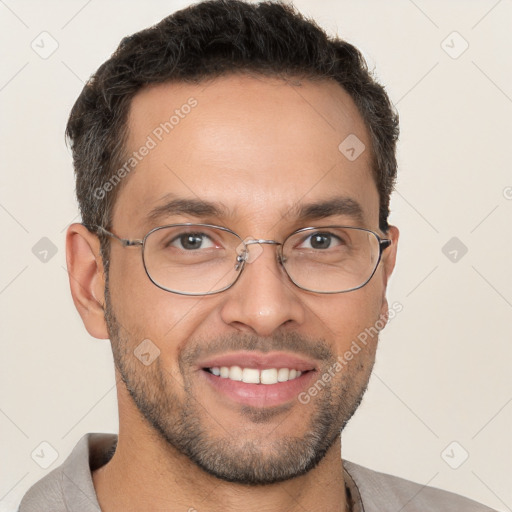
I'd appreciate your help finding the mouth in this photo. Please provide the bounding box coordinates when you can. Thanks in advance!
[203,365,310,384]
[196,351,319,408]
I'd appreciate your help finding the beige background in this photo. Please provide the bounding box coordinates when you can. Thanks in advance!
[1,0,511,510]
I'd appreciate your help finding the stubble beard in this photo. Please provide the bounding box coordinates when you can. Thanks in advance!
[104,283,375,485]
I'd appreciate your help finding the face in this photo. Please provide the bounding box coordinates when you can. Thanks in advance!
[101,74,398,484]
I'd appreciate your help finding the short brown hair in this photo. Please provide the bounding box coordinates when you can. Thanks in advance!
[66,0,399,268]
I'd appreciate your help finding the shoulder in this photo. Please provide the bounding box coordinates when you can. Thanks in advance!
[344,460,498,512]
[17,463,68,512]
[18,433,116,512]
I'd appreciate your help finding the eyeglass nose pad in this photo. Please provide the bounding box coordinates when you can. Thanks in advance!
[234,249,248,271]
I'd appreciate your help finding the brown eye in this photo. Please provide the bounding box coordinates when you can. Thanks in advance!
[170,232,215,250]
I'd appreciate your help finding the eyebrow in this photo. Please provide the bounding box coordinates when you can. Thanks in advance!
[144,194,365,226]
[292,196,366,225]
[144,195,228,225]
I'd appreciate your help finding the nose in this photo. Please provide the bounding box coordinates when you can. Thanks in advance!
[219,242,306,336]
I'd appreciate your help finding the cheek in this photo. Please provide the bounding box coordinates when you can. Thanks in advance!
[352,283,385,333]
[303,281,384,354]
[107,252,221,356]
[107,250,191,339]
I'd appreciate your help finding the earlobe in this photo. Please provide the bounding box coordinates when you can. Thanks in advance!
[66,223,109,339]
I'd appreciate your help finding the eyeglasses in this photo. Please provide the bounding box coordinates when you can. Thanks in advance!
[86,223,391,296]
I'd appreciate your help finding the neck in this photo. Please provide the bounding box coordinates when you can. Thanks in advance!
[93,408,349,512]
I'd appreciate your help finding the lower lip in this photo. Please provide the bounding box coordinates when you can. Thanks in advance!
[200,369,317,408]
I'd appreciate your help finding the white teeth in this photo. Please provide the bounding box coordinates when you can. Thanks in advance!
[242,368,260,384]
[229,365,243,381]
[277,368,289,382]
[260,368,278,384]
[209,366,304,384]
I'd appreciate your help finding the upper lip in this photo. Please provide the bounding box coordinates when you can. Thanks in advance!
[197,351,318,372]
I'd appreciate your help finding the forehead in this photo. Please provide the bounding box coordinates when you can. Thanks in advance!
[112,74,379,233]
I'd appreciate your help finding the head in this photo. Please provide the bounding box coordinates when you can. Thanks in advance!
[66,0,399,486]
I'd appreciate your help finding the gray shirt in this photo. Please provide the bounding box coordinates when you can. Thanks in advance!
[18,433,497,511]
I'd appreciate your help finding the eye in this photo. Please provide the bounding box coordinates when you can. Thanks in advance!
[298,231,344,250]
[170,232,216,250]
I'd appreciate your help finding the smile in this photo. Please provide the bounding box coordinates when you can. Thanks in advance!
[205,366,306,384]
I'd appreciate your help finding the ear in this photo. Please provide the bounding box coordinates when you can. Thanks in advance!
[378,225,399,323]
[66,223,109,339]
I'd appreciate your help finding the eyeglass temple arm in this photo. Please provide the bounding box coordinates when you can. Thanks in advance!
[84,224,143,247]
[380,239,392,251]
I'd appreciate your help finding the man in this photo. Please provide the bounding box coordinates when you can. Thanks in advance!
[18,0,496,510]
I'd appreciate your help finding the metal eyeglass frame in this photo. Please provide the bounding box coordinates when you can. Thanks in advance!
[85,223,392,296]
